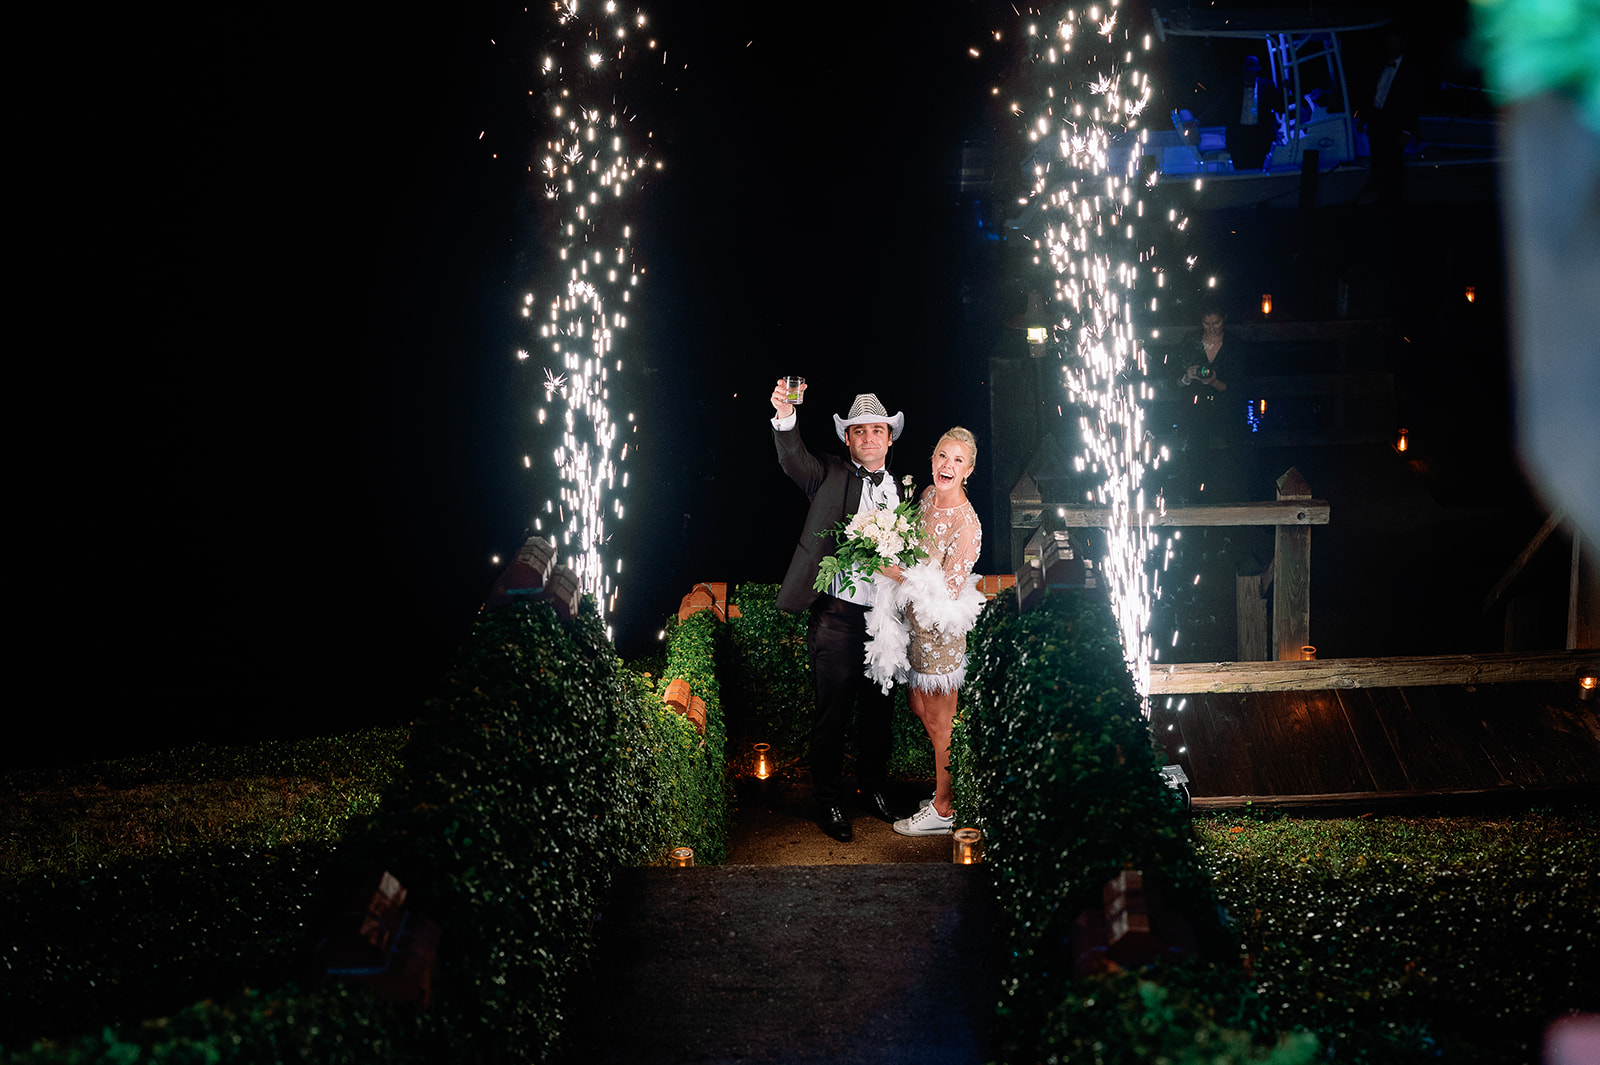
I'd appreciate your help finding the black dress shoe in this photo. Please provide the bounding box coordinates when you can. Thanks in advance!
[820,804,853,842]
[860,788,899,824]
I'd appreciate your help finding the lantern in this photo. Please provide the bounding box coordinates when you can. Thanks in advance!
[952,828,985,864]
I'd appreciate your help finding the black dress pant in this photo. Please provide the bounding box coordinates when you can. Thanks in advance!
[807,596,893,805]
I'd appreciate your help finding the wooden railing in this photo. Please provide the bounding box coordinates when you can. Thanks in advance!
[1481,507,1598,652]
[1147,648,1600,695]
[1028,467,1327,661]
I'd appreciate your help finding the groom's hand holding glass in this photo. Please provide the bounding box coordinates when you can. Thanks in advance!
[770,376,808,419]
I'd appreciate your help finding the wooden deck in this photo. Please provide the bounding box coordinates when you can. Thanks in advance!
[1148,653,1600,810]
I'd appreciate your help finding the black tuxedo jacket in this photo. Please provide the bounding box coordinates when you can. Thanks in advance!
[773,426,892,614]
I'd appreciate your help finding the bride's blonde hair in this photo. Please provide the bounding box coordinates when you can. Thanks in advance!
[935,427,978,477]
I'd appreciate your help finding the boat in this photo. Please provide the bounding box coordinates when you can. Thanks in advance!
[1117,7,1499,209]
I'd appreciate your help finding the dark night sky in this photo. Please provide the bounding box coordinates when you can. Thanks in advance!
[9,1,1501,765]
[10,1,1008,763]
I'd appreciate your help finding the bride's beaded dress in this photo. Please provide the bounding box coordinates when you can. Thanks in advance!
[903,488,982,688]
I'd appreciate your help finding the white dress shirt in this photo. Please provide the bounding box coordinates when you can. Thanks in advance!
[772,414,898,606]
[830,463,898,606]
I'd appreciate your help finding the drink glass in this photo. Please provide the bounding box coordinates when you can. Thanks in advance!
[784,376,805,404]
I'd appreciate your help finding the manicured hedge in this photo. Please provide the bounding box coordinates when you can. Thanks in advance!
[1197,809,1600,1062]
[651,609,731,865]
[951,588,1319,1064]
[0,841,339,1047]
[3,596,729,1063]
[725,582,934,777]
[725,583,813,755]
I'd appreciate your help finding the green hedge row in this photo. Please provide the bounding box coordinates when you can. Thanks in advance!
[4,596,728,1063]
[724,582,933,778]
[951,589,1320,1064]
[725,584,813,755]
[0,840,340,1047]
[651,609,731,864]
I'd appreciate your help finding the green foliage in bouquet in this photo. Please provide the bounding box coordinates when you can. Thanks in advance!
[813,491,927,596]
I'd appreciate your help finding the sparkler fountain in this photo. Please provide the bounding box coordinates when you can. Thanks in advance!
[994,0,1192,705]
[520,0,665,640]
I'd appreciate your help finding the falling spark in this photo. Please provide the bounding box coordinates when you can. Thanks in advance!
[517,1,665,639]
[998,0,1186,707]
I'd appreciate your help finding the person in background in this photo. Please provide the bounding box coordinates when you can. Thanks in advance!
[1359,27,1419,205]
[1226,54,1279,171]
[1181,303,1232,406]
[1169,301,1255,503]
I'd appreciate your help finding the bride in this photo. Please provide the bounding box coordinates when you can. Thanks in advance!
[865,427,985,836]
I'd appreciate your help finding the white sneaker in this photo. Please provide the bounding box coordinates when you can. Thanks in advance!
[918,796,934,810]
[894,803,955,836]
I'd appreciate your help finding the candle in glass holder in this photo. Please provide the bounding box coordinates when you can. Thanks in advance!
[669,847,694,868]
[952,828,984,864]
[752,743,772,780]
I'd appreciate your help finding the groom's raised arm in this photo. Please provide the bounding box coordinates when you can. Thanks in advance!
[771,376,825,499]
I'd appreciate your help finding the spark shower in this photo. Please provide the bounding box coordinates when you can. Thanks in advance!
[514,0,1187,696]
[990,0,1189,701]
[521,0,662,641]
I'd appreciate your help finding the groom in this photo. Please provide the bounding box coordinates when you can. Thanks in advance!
[770,380,905,842]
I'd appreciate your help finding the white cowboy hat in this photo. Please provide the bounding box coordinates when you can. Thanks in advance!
[833,393,905,443]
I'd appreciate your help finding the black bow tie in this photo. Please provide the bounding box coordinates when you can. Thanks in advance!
[856,467,885,486]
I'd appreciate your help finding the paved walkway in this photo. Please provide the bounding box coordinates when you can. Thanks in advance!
[560,863,1000,1065]
[560,774,1000,1064]
[723,778,953,866]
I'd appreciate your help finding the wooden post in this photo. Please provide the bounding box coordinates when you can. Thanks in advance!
[1569,531,1582,651]
[1297,149,1320,211]
[1274,468,1313,660]
[1236,556,1272,661]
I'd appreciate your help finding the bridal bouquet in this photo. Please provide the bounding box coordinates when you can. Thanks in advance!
[813,475,927,596]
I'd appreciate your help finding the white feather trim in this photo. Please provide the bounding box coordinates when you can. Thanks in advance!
[897,562,986,637]
[862,563,986,694]
[863,572,911,694]
[909,664,967,693]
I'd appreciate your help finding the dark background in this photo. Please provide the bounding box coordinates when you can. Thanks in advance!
[8,1,1508,766]
[9,2,1010,764]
